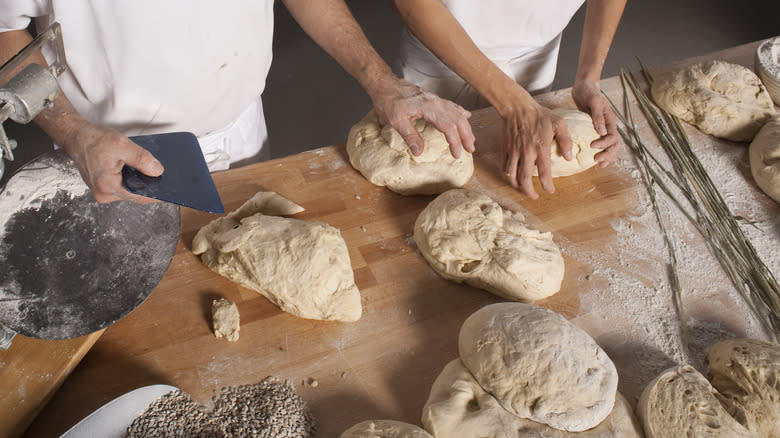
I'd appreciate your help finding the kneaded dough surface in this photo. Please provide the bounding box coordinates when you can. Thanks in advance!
[651,60,776,141]
[749,117,780,203]
[347,110,474,195]
[533,108,602,177]
[413,189,564,301]
[193,192,361,322]
[211,298,240,342]
[340,420,432,438]
[638,364,755,438]
[423,359,642,438]
[458,303,618,432]
[707,338,780,437]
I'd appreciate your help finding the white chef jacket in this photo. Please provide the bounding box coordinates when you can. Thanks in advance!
[0,1,274,170]
[400,0,585,110]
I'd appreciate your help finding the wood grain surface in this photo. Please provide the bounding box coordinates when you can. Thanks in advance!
[7,40,779,438]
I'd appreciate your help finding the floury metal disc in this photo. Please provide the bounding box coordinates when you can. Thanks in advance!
[0,150,180,339]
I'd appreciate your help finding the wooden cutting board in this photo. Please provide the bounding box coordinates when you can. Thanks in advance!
[14,40,780,438]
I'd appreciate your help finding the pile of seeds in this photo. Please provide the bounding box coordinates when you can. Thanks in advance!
[124,377,315,437]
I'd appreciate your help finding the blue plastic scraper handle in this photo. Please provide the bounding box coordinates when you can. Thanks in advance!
[122,132,224,214]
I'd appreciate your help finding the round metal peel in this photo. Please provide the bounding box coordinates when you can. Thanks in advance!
[0,150,180,340]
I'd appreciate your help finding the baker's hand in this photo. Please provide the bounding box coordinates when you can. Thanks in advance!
[369,77,475,158]
[572,79,619,167]
[500,94,573,200]
[62,121,164,204]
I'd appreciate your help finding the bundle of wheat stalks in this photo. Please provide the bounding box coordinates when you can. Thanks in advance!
[607,63,780,344]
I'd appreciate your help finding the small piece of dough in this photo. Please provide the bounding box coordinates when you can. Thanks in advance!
[458,303,618,432]
[193,192,361,322]
[651,60,776,141]
[422,359,643,438]
[211,298,240,342]
[749,117,780,203]
[413,189,564,301]
[637,365,755,438]
[533,109,602,177]
[707,338,780,437]
[340,420,433,438]
[346,109,474,195]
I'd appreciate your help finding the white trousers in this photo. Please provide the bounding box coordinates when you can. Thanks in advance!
[199,95,270,172]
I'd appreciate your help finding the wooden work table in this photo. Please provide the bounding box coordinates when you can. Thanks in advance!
[3,40,777,437]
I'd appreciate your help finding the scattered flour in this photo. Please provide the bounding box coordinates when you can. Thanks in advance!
[560,123,778,406]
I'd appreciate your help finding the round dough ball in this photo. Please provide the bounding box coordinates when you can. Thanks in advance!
[413,189,564,301]
[533,108,602,177]
[651,60,776,141]
[637,365,754,438]
[707,338,780,437]
[422,359,643,438]
[340,420,432,438]
[458,303,618,431]
[346,110,474,195]
[749,117,780,203]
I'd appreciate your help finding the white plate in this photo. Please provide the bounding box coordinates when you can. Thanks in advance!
[59,384,178,438]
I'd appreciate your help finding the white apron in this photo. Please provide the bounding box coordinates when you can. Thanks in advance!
[399,0,584,109]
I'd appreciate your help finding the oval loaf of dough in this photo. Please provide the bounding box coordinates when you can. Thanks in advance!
[651,60,776,142]
[346,109,474,195]
[340,420,433,438]
[749,117,780,203]
[413,189,564,301]
[637,364,755,438]
[707,338,780,437]
[458,303,618,432]
[422,359,643,438]
[533,108,602,177]
[193,192,361,322]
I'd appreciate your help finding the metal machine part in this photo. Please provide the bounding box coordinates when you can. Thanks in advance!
[0,22,67,181]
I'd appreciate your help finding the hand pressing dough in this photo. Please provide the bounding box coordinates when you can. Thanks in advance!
[707,338,780,437]
[211,298,240,342]
[749,117,780,203]
[340,420,432,438]
[422,359,643,438]
[458,303,618,432]
[346,109,474,195]
[413,189,564,301]
[192,192,361,322]
[533,109,602,177]
[651,60,776,142]
[637,365,755,438]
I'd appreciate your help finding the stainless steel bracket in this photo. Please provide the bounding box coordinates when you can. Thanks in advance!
[0,22,67,180]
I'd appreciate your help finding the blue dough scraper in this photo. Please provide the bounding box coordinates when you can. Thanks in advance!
[122,132,224,213]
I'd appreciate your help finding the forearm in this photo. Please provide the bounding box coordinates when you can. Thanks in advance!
[281,0,398,98]
[0,29,87,153]
[575,0,626,83]
[393,0,531,116]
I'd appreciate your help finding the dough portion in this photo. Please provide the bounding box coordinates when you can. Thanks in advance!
[707,338,780,437]
[193,192,361,322]
[458,303,618,432]
[346,109,474,195]
[638,365,755,438]
[423,359,643,438]
[533,109,602,177]
[413,189,564,301]
[651,60,776,141]
[340,420,432,438]
[749,117,780,203]
[211,298,240,342]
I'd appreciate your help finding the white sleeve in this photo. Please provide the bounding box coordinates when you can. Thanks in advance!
[0,0,49,32]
